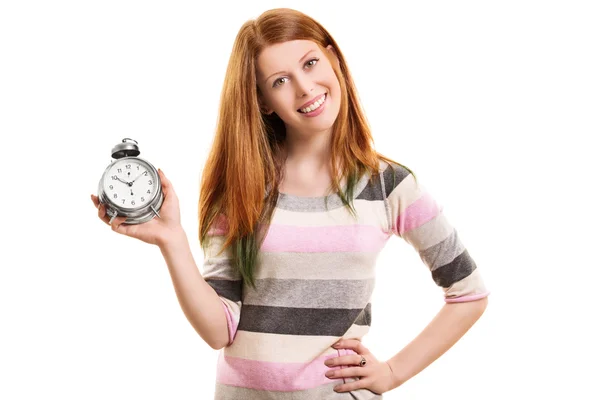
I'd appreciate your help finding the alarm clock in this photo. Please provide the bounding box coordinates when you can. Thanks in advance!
[97,138,163,225]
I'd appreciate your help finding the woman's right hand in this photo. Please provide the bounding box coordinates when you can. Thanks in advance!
[91,169,183,247]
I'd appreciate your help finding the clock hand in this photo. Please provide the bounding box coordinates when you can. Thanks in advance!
[114,176,131,185]
[130,170,148,185]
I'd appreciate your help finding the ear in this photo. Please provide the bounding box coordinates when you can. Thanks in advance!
[326,44,341,69]
[257,90,274,115]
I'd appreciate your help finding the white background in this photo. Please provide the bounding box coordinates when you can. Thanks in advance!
[1,1,598,399]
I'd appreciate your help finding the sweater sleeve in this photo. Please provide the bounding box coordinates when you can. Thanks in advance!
[384,163,490,303]
[201,213,243,346]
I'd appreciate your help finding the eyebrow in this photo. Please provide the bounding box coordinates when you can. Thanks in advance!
[264,49,317,84]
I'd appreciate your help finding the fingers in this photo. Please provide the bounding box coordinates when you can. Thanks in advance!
[91,194,125,228]
[98,203,112,225]
[109,216,128,232]
[158,168,177,200]
[325,354,366,368]
[158,168,166,184]
[333,339,369,354]
[158,168,166,181]
[158,168,171,191]
[93,196,109,224]
[325,364,368,380]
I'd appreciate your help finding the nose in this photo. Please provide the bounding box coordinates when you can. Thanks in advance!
[295,74,314,98]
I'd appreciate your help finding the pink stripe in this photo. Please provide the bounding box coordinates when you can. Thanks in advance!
[221,301,238,345]
[208,213,229,236]
[260,224,388,252]
[445,291,491,303]
[216,350,358,391]
[396,192,440,236]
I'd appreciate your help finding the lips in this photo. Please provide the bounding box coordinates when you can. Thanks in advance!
[297,93,327,112]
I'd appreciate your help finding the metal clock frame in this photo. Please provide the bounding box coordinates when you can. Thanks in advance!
[97,139,163,225]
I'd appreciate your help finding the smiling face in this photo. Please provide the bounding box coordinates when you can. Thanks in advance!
[255,40,342,136]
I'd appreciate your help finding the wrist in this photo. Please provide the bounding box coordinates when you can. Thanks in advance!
[157,225,187,249]
[385,358,409,390]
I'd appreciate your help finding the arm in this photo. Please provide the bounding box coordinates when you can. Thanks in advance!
[159,227,230,350]
[382,162,491,388]
[386,297,488,389]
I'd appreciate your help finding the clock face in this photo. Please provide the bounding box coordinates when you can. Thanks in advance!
[102,159,158,209]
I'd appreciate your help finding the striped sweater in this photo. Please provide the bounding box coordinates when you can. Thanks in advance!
[202,159,490,399]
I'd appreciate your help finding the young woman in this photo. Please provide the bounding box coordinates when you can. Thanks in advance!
[91,8,490,399]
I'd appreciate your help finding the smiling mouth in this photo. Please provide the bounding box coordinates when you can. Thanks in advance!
[297,93,327,113]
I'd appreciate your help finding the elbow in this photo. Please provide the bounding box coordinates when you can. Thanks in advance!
[446,294,489,314]
[470,296,489,319]
[477,295,489,310]
[205,339,222,351]
[207,334,230,351]
[209,342,223,351]
[209,341,226,351]
[467,295,488,313]
[195,328,228,350]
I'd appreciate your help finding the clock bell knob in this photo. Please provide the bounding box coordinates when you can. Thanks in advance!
[111,138,141,159]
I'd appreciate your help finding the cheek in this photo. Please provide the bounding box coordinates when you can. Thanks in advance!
[328,78,342,105]
[330,74,342,95]
[272,92,296,113]
[322,72,341,97]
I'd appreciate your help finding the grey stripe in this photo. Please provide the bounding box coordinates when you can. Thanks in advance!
[431,249,477,288]
[205,278,243,303]
[419,228,466,272]
[276,171,374,212]
[214,381,383,399]
[378,167,393,234]
[354,304,372,326]
[381,162,410,197]
[355,172,384,202]
[238,303,371,336]
[244,278,376,309]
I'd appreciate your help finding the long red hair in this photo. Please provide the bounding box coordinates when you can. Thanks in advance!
[198,8,414,289]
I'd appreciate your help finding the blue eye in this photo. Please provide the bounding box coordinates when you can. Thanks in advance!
[272,58,320,88]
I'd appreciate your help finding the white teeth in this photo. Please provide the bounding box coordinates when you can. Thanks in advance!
[299,94,326,113]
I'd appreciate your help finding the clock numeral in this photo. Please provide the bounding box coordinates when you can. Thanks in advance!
[117,168,122,173]
[143,171,148,176]
[141,197,145,202]
[112,175,117,180]
[109,185,114,190]
[131,200,136,205]
[137,165,140,170]
[147,190,151,194]
[113,194,118,199]
[122,199,125,204]
[126,164,131,169]
[148,180,153,185]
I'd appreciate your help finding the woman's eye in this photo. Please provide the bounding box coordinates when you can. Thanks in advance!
[306,58,319,67]
[273,77,287,87]
[272,59,319,88]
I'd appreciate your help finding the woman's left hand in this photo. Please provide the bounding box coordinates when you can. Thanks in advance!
[325,339,398,394]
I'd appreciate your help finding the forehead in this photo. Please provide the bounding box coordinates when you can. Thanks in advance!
[256,40,321,76]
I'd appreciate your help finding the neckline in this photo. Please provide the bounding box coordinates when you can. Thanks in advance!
[276,171,372,212]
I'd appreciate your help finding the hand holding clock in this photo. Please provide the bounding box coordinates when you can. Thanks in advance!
[92,169,183,247]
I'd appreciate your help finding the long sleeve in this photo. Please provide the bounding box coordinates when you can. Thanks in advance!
[201,213,243,345]
[383,163,490,303]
